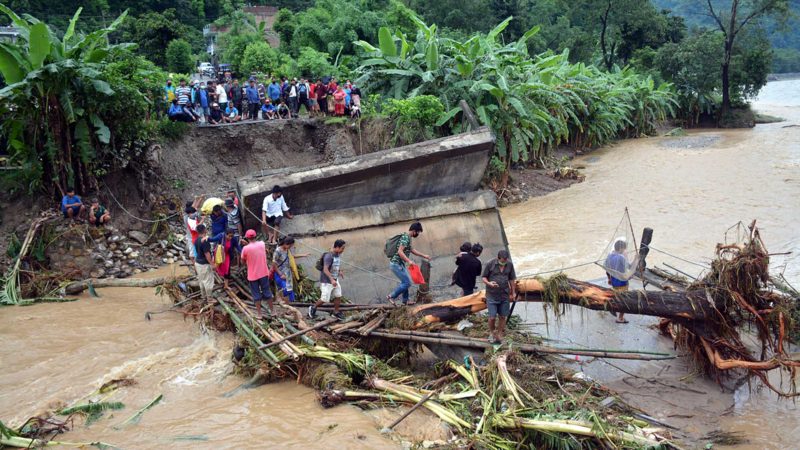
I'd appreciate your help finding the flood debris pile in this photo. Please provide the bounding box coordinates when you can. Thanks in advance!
[159,269,677,449]
[659,221,800,394]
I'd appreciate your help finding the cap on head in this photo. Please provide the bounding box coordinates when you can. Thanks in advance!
[245,229,257,239]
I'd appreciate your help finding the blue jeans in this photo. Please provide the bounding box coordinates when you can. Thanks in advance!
[389,262,411,303]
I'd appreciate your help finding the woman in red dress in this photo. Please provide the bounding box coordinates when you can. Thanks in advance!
[333,86,346,116]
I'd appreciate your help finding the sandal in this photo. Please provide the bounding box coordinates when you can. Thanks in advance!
[616,318,629,324]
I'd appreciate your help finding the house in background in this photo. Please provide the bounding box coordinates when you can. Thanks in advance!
[0,26,21,43]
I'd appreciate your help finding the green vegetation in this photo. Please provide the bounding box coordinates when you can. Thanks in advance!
[357,18,675,179]
[0,0,790,195]
[166,39,194,74]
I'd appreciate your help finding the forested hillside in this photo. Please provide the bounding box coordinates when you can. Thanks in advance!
[653,0,800,72]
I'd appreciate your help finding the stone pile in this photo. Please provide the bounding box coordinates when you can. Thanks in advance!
[47,220,189,280]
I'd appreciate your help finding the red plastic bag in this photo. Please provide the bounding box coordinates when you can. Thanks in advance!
[408,263,426,285]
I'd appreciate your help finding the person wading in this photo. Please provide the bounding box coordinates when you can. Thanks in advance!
[481,249,517,344]
[193,224,217,301]
[386,222,430,306]
[241,229,273,319]
[309,239,346,320]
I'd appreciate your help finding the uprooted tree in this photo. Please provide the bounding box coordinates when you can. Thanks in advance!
[412,221,800,396]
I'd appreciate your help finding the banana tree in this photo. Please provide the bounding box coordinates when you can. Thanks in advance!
[0,6,130,195]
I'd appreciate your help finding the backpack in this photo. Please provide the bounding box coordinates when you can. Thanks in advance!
[299,83,307,95]
[315,252,329,271]
[384,234,404,259]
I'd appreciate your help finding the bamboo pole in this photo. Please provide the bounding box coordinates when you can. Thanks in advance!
[280,319,317,346]
[259,317,339,349]
[381,388,439,433]
[218,298,281,366]
[360,329,675,360]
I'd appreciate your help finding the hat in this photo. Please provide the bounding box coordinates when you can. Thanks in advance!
[245,229,257,239]
[249,76,256,82]
[224,198,234,207]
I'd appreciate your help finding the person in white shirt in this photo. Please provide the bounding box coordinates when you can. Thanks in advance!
[215,82,229,111]
[261,184,293,244]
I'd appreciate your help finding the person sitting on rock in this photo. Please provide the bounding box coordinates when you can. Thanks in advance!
[208,103,223,125]
[224,103,241,123]
[261,99,277,120]
[168,99,194,122]
[88,198,111,227]
[60,187,85,221]
[277,99,290,119]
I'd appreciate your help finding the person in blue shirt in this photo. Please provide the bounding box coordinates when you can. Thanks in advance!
[61,187,85,221]
[268,78,281,104]
[261,99,277,120]
[246,79,261,121]
[210,204,228,240]
[168,99,194,122]
[224,104,240,123]
[605,238,632,324]
[197,83,210,121]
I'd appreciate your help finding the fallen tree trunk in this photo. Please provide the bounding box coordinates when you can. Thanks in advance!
[412,279,720,325]
[62,276,188,295]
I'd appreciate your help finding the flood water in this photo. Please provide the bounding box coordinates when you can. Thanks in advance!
[1,81,798,449]
[0,266,401,449]
[502,79,800,448]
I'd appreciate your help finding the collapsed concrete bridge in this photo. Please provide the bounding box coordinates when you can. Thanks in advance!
[237,127,507,300]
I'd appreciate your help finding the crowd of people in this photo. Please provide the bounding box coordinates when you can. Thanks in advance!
[164,75,363,124]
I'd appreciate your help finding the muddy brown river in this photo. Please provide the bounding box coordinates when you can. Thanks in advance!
[1,80,798,448]
[503,79,799,448]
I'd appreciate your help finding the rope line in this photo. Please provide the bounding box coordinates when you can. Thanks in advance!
[646,245,710,268]
[102,183,181,224]
[517,260,604,279]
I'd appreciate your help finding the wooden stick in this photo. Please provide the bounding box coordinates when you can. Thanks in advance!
[382,389,438,433]
[332,321,365,334]
[259,317,339,349]
[359,313,387,336]
[280,319,316,346]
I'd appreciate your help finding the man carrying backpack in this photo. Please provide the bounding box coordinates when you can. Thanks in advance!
[297,78,309,115]
[308,239,346,320]
[386,222,430,305]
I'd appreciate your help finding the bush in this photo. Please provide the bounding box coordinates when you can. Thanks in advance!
[296,47,336,78]
[240,42,295,79]
[166,39,194,74]
[383,95,445,143]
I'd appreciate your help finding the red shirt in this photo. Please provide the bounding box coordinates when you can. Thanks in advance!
[309,83,316,99]
[241,241,270,281]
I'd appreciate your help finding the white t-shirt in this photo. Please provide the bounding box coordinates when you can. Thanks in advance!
[216,85,228,103]
[288,85,298,98]
[262,194,289,217]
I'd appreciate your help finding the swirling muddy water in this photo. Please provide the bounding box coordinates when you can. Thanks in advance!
[1,81,797,449]
[502,79,799,448]
[0,266,414,449]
